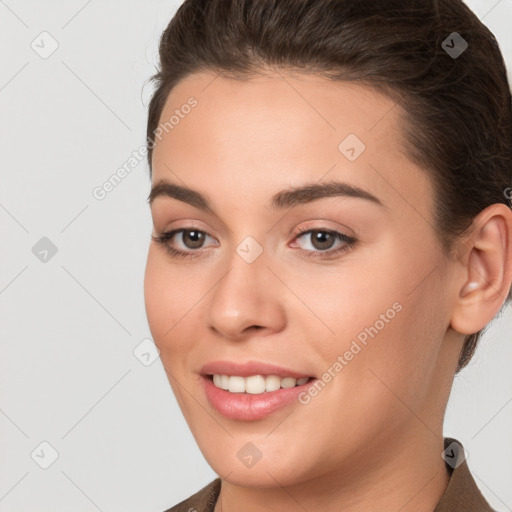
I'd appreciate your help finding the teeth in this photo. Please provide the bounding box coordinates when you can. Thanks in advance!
[219,375,229,389]
[281,377,296,388]
[211,374,311,394]
[228,376,246,393]
[245,375,266,394]
[213,374,230,390]
[265,375,281,392]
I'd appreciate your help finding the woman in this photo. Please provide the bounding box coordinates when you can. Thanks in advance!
[143,0,512,510]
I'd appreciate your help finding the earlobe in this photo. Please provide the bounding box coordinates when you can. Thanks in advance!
[450,204,512,335]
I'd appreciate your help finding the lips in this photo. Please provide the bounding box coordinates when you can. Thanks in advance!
[200,360,314,379]
[200,360,317,421]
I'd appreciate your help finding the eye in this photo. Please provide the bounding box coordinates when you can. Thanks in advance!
[152,226,357,260]
[152,228,218,258]
[291,227,357,259]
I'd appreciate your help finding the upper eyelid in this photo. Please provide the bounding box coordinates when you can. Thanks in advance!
[161,217,353,236]
[164,225,347,237]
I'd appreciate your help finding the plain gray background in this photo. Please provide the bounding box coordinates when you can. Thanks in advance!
[0,0,511,511]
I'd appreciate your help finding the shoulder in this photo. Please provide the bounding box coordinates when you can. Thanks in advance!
[162,478,221,512]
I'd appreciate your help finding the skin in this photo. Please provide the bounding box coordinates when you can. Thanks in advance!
[144,70,512,512]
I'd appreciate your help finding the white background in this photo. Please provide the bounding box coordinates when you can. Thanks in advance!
[0,0,511,510]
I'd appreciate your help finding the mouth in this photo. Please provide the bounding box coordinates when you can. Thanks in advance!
[199,360,317,420]
[206,374,313,394]
[199,362,317,421]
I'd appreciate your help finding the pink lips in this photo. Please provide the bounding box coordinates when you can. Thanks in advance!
[200,360,313,379]
[200,360,315,421]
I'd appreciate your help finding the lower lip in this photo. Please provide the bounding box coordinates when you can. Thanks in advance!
[202,375,315,421]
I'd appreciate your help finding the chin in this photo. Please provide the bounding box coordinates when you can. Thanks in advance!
[197,438,318,488]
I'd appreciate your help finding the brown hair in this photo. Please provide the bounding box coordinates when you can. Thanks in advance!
[146,0,512,372]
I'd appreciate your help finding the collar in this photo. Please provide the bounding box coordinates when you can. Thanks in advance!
[433,437,494,512]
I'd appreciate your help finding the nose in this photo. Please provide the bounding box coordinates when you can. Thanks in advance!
[205,247,287,341]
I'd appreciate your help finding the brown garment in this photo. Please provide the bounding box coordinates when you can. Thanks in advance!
[164,438,494,512]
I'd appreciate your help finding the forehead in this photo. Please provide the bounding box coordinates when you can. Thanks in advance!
[151,70,433,219]
[156,70,403,148]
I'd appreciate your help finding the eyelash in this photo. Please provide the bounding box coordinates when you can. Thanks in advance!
[152,226,357,260]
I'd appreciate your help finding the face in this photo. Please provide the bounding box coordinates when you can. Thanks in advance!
[144,70,460,487]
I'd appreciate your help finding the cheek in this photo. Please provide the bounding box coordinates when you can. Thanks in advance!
[144,248,169,340]
[307,238,448,397]
[331,253,450,413]
[144,247,188,355]
[144,246,208,372]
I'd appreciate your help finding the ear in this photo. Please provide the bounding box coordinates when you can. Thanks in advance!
[450,203,512,336]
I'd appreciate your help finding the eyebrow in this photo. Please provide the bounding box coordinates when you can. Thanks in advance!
[147,179,385,211]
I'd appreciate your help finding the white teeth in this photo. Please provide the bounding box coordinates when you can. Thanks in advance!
[246,375,266,394]
[213,374,230,390]
[211,374,311,394]
[228,376,246,393]
[281,377,297,388]
[265,375,281,392]
[219,375,229,390]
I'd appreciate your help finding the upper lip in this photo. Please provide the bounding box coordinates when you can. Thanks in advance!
[200,360,314,379]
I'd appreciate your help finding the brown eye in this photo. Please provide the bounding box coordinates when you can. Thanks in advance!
[152,227,218,259]
[292,227,357,259]
[308,230,336,251]
[180,229,206,249]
